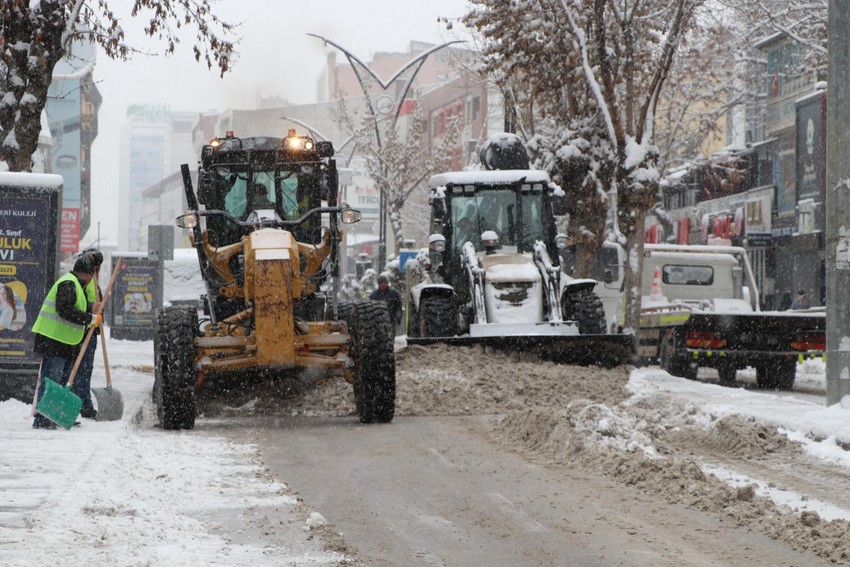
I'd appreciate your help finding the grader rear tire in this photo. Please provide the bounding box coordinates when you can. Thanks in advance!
[351,301,396,424]
[154,307,198,430]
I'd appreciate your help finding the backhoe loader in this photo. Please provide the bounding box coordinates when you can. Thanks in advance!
[153,130,395,429]
[404,133,634,366]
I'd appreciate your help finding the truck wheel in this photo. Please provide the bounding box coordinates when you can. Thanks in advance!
[756,359,796,390]
[155,307,198,430]
[420,295,458,337]
[350,301,396,424]
[563,289,606,335]
[716,363,737,386]
[659,333,697,380]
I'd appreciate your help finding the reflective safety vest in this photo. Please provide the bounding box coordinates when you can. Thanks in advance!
[31,273,88,345]
[85,278,97,303]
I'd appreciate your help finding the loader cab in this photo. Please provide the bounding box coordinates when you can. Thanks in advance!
[428,170,558,290]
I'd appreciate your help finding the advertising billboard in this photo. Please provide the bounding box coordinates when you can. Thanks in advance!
[795,92,826,209]
[0,173,62,399]
[109,257,160,341]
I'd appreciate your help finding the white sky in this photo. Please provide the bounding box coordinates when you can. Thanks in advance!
[85,0,472,246]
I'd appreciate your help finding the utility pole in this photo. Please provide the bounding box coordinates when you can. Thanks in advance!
[308,34,462,270]
[825,0,850,405]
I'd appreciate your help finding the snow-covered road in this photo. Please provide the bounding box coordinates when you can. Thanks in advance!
[3,335,850,565]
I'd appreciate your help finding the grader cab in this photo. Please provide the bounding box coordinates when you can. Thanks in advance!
[153,131,396,429]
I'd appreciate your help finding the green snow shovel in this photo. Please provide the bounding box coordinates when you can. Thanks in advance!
[35,374,83,430]
[35,321,95,430]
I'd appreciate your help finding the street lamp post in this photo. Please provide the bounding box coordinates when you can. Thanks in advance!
[308,34,462,269]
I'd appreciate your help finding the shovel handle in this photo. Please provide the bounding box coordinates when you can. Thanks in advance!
[94,270,113,388]
[67,258,124,389]
[100,326,112,387]
[67,325,96,388]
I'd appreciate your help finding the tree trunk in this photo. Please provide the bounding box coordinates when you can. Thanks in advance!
[621,212,646,333]
[1,1,65,172]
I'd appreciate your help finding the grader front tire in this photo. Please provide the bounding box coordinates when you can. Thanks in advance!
[154,307,198,430]
[351,301,396,424]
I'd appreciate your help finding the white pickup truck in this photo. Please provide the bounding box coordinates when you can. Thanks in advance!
[586,243,825,389]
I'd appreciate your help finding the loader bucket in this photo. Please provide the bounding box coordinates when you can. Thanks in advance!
[407,333,636,368]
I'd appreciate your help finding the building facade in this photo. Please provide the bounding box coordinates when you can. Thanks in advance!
[646,32,825,310]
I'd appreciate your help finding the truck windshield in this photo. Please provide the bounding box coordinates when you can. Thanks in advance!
[450,187,544,255]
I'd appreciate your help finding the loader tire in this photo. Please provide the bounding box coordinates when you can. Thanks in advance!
[563,289,606,335]
[420,295,458,337]
[756,358,796,390]
[154,307,198,430]
[406,305,420,338]
[660,333,697,380]
[351,301,396,424]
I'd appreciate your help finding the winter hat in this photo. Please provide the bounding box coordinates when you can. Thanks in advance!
[82,248,103,267]
[73,253,96,275]
[378,274,389,284]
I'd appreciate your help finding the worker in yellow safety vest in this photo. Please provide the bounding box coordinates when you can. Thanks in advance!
[31,254,103,429]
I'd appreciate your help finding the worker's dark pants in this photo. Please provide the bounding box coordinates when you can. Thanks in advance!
[71,336,97,410]
[32,354,74,427]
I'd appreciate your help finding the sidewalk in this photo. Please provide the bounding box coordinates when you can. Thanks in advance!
[0,335,344,566]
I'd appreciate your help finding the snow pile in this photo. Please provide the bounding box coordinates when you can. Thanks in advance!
[163,248,207,304]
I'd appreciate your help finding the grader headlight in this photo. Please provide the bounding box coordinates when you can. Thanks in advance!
[284,129,315,151]
[175,211,200,229]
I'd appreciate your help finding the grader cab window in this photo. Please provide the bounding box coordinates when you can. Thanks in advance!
[221,171,299,220]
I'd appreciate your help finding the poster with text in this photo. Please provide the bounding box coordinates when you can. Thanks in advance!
[110,257,160,340]
[0,193,56,365]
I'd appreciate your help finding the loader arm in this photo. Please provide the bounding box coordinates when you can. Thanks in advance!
[461,241,487,324]
[533,240,563,323]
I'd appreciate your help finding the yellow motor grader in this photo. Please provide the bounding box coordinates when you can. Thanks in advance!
[153,131,395,429]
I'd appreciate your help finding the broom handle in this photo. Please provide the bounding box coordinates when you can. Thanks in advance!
[67,258,123,389]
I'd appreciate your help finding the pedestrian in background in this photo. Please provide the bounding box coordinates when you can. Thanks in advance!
[31,254,103,429]
[370,273,402,333]
[73,248,104,419]
[790,289,810,310]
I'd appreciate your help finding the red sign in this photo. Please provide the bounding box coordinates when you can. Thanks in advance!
[399,99,417,115]
[61,207,80,254]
